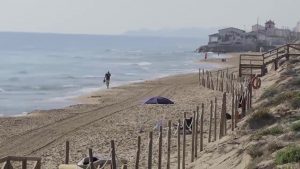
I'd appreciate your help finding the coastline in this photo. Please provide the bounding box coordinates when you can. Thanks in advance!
[0,53,239,168]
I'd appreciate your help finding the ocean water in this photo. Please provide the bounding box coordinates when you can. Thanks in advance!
[0,32,221,116]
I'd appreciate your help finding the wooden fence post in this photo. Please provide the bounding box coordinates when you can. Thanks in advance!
[148,132,153,169]
[177,119,181,169]
[65,141,69,164]
[182,118,186,169]
[231,90,235,131]
[216,71,219,91]
[199,68,201,86]
[158,126,162,169]
[219,92,226,139]
[191,111,196,162]
[135,136,141,169]
[88,148,95,169]
[235,92,239,128]
[206,71,209,88]
[167,120,171,169]
[200,103,204,152]
[111,140,117,169]
[195,106,199,157]
[214,97,217,141]
[208,100,213,143]
[22,159,27,169]
[224,92,227,135]
[202,69,205,86]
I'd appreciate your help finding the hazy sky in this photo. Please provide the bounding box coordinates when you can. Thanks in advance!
[0,0,299,35]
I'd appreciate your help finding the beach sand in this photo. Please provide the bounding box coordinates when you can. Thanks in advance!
[0,53,239,168]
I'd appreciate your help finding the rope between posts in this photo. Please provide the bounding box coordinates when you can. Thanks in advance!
[185,119,193,131]
[97,149,112,169]
[172,123,180,136]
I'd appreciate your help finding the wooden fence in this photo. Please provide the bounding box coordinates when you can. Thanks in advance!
[0,156,41,169]
[239,43,300,77]
[60,68,252,169]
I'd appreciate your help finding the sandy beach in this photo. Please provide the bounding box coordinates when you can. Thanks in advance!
[0,54,239,168]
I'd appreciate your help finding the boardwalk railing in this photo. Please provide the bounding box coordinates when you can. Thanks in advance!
[239,43,300,77]
[0,156,41,169]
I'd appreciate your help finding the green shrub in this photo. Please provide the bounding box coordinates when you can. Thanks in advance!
[291,97,300,109]
[260,126,284,136]
[267,142,283,153]
[275,145,300,165]
[291,77,300,86]
[248,108,275,129]
[261,87,279,99]
[247,145,263,158]
[251,108,273,120]
[270,92,296,106]
[291,121,300,131]
[251,126,284,141]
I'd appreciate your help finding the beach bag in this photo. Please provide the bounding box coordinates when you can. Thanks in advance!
[77,157,101,169]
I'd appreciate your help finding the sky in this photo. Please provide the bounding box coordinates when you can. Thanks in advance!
[0,0,299,35]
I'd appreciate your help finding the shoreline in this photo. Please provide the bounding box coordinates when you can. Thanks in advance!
[0,53,237,118]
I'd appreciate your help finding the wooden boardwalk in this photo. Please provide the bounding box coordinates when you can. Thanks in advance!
[239,43,300,77]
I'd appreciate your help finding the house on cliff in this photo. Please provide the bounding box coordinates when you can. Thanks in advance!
[197,20,300,53]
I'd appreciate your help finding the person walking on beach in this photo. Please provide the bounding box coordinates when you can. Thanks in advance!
[204,52,208,60]
[103,71,111,89]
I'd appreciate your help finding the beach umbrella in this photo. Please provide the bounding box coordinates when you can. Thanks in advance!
[144,96,174,104]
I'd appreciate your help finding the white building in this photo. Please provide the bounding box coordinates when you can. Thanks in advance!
[252,24,264,32]
[294,21,300,32]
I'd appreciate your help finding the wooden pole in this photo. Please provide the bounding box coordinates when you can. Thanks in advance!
[235,92,239,128]
[22,159,27,169]
[216,71,219,91]
[200,103,204,152]
[214,97,217,141]
[182,118,186,169]
[224,92,227,135]
[221,72,224,92]
[208,100,213,143]
[219,92,226,139]
[167,120,171,169]
[177,119,181,169]
[231,90,235,131]
[88,148,95,169]
[148,132,153,169]
[111,140,117,169]
[158,126,162,169]
[202,69,205,86]
[191,111,196,162]
[249,82,252,108]
[206,71,209,88]
[199,68,201,86]
[135,136,141,169]
[195,106,199,157]
[65,141,69,164]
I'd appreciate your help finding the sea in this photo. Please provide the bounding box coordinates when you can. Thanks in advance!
[0,32,224,116]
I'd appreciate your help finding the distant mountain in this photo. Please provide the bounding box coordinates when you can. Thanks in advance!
[124,27,218,39]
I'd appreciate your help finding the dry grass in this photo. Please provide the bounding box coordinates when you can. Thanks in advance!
[247,144,264,158]
[250,125,284,140]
